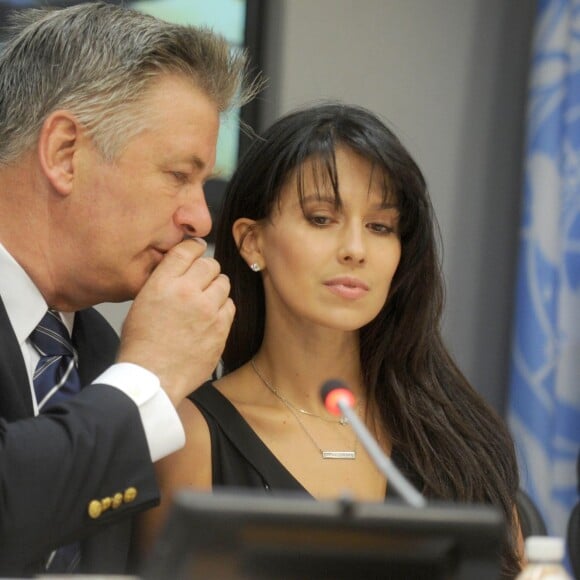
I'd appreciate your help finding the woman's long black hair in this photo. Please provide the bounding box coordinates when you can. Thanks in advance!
[213,103,520,576]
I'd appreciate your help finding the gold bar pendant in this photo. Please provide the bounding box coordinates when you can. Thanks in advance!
[322,451,356,459]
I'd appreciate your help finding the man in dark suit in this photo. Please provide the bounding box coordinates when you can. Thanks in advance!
[0,2,255,576]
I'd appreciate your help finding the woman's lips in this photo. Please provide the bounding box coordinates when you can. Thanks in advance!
[324,277,369,299]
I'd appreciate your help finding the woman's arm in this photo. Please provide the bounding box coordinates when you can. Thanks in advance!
[134,399,212,559]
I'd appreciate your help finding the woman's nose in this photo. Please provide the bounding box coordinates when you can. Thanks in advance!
[338,225,366,265]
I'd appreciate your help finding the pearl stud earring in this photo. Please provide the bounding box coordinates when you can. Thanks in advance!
[250,262,261,272]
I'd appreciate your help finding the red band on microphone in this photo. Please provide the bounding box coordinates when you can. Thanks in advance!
[324,387,356,416]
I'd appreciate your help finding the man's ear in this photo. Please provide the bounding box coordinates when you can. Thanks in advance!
[37,110,81,196]
[232,218,264,269]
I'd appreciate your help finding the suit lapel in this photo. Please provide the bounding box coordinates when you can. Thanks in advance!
[72,308,120,385]
[0,297,33,420]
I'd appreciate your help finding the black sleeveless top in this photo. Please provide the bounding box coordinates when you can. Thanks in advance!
[188,381,422,499]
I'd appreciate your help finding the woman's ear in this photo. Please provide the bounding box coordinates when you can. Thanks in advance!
[37,110,81,196]
[232,218,264,270]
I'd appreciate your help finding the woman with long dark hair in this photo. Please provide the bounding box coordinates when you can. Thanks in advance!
[139,103,523,576]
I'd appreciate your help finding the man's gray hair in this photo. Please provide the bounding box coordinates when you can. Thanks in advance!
[0,1,258,164]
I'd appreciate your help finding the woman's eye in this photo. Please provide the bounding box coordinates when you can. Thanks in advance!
[308,215,332,226]
[368,223,395,234]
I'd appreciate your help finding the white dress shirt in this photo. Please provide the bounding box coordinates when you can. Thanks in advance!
[0,242,184,461]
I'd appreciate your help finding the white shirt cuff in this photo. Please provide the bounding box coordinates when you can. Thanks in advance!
[93,362,185,462]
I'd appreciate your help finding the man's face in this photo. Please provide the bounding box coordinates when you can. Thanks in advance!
[60,74,219,305]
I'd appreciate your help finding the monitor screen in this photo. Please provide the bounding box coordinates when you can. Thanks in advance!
[142,489,505,580]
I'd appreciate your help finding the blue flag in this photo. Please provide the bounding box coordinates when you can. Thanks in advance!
[509,0,580,540]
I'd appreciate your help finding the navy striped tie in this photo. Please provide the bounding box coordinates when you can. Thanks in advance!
[29,309,81,572]
[30,309,81,411]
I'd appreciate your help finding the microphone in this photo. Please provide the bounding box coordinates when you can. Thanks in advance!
[321,379,427,508]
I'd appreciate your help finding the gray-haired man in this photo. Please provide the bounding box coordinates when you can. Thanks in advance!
[0,2,256,575]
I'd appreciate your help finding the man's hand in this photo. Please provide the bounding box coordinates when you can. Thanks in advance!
[117,238,235,406]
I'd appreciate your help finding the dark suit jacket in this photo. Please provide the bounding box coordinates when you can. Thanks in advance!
[0,299,160,577]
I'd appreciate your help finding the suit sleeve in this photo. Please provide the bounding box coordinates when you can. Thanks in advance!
[0,384,159,575]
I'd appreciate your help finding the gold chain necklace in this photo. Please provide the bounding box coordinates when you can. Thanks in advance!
[250,358,358,460]
[250,359,351,425]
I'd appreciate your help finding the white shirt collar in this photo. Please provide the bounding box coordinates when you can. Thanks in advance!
[0,242,73,342]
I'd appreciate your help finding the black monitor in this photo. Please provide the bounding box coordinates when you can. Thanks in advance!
[142,488,505,580]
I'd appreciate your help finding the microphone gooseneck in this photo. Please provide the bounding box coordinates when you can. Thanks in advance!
[320,379,427,509]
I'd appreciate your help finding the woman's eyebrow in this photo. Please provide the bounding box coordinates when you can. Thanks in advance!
[374,202,399,210]
[301,194,336,203]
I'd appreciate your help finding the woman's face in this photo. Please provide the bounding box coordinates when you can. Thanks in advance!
[255,146,401,333]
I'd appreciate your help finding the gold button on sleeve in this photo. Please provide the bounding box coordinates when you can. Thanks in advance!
[124,487,138,503]
[101,497,112,511]
[112,492,123,509]
[88,500,102,519]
